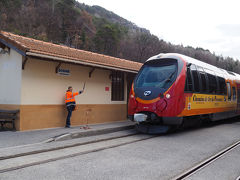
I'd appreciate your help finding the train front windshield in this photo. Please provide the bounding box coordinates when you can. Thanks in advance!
[135,59,177,90]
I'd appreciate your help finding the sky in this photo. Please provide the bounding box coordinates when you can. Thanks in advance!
[77,0,240,60]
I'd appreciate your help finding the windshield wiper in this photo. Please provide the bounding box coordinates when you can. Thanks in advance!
[162,70,177,87]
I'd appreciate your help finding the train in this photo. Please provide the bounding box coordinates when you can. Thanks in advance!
[128,53,240,133]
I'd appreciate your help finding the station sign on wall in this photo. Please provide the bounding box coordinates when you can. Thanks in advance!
[57,68,70,76]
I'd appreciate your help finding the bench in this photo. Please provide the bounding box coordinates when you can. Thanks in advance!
[0,109,19,131]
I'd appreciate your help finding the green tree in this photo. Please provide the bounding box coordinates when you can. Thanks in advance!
[94,23,123,56]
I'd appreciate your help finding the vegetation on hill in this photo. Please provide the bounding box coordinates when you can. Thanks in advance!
[0,0,240,73]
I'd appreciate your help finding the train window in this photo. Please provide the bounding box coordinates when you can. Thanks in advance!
[237,88,240,104]
[185,66,193,92]
[227,82,231,101]
[205,69,218,94]
[218,77,227,95]
[190,65,200,92]
[197,66,208,93]
[232,87,236,100]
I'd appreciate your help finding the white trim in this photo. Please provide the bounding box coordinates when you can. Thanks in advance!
[147,53,240,80]
[26,52,138,74]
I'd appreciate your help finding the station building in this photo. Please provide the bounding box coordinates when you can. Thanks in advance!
[0,31,142,131]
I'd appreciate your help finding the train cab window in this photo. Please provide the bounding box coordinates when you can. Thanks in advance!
[185,66,193,92]
[205,69,218,94]
[197,66,208,93]
[227,82,231,101]
[134,59,177,90]
[232,87,236,100]
[190,65,200,92]
[218,77,227,95]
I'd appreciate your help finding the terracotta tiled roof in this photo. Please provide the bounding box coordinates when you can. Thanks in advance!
[0,31,142,72]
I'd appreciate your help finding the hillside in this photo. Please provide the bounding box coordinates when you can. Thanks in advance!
[0,0,239,73]
[77,3,149,33]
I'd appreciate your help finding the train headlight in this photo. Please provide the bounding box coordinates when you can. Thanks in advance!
[130,95,135,98]
[166,94,171,99]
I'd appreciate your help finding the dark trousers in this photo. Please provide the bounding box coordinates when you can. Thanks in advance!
[66,105,75,126]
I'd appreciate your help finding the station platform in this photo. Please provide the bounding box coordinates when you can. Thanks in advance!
[0,121,135,149]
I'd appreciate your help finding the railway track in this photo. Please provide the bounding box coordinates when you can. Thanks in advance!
[174,139,240,179]
[1,124,240,178]
[0,132,157,173]
[0,131,138,161]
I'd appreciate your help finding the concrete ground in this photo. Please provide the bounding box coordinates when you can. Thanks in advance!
[1,119,240,179]
[0,121,134,148]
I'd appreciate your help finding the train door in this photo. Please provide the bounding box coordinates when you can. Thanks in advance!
[232,86,237,113]
[236,83,240,113]
[232,87,236,101]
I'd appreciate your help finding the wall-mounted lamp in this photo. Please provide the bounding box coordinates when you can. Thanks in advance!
[0,47,10,54]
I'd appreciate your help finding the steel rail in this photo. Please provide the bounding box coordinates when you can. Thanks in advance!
[174,139,240,180]
[0,132,139,161]
[0,134,157,173]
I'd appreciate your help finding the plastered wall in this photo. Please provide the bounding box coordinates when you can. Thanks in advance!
[19,57,128,131]
[0,49,22,105]
[21,57,127,105]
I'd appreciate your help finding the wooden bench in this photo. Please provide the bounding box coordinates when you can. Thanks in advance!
[0,109,19,131]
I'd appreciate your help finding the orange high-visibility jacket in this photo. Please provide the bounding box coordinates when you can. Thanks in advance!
[65,91,79,104]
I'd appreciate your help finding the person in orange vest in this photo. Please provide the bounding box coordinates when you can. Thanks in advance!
[65,86,83,128]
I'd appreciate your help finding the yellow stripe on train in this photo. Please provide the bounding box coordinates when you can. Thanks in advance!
[186,93,236,109]
[179,93,237,116]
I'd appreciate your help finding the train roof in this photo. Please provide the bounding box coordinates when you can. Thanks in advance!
[147,53,240,81]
